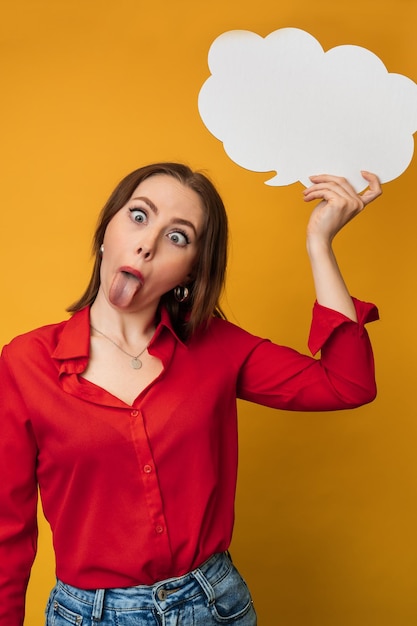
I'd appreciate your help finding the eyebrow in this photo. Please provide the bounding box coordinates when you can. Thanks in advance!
[132,195,199,237]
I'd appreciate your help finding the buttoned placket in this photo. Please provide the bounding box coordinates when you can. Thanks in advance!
[128,406,172,569]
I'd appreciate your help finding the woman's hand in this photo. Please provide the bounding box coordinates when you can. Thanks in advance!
[303,171,382,321]
[304,171,382,244]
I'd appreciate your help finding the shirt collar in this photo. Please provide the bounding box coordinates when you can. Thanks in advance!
[52,305,185,366]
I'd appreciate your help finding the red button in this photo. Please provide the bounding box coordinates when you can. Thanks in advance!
[144,465,152,474]
[131,410,139,417]
[155,525,164,534]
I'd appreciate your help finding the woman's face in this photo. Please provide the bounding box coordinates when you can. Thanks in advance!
[99,174,205,312]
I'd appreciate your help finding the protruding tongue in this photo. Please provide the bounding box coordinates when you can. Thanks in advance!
[109,272,142,308]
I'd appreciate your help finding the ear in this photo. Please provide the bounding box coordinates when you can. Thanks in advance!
[183,271,196,285]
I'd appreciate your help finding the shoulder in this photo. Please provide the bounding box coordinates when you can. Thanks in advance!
[190,316,268,359]
[1,318,70,359]
[208,316,262,340]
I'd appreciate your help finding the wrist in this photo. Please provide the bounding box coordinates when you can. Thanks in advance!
[306,233,333,259]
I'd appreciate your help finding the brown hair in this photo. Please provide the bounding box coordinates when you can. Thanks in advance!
[67,163,228,339]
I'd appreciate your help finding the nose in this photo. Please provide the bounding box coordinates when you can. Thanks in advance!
[136,245,151,259]
[136,230,158,260]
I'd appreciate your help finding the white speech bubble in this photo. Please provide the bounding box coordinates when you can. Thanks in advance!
[198,28,417,191]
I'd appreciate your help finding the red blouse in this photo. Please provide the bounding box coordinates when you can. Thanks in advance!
[0,299,378,625]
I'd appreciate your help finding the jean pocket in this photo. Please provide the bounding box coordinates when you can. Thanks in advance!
[49,599,83,625]
[210,564,256,623]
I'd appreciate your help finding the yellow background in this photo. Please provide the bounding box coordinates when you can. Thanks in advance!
[1,0,416,624]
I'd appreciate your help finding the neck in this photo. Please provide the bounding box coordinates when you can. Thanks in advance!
[90,293,158,345]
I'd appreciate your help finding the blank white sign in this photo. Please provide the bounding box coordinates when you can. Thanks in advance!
[198,28,417,191]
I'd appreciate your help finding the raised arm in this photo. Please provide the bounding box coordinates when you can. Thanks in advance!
[304,171,382,321]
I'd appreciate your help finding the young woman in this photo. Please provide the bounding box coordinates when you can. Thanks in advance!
[0,163,381,625]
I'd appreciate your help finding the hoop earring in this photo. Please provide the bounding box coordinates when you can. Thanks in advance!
[174,285,189,303]
[100,244,104,254]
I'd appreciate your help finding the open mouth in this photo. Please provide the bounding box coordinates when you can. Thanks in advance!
[109,268,144,308]
[120,267,144,284]
[122,270,140,280]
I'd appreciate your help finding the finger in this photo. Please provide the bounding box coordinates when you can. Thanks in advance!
[360,171,382,206]
[303,188,364,213]
[307,172,382,204]
[303,182,364,210]
[305,172,382,208]
[304,178,360,205]
[307,174,358,198]
[303,181,357,200]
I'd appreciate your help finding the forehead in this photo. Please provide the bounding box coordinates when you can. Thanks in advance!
[130,174,204,220]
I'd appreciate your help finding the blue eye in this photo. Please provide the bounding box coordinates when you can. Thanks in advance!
[129,208,147,223]
[167,231,189,246]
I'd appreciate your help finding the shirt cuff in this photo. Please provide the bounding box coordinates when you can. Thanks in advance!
[308,297,379,355]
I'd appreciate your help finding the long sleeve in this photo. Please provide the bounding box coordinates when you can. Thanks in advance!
[237,298,379,411]
[0,348,39,626]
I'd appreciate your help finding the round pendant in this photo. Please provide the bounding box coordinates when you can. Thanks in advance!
[131,358,142,369]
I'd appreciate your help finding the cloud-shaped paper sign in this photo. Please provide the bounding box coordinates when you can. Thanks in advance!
[198,28,417,191]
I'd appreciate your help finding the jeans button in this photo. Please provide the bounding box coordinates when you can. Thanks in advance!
[157,588,167,601]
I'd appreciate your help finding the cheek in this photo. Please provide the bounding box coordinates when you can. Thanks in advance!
[162,254,197,285]
[183,249,200,277]
[102,229,128,259]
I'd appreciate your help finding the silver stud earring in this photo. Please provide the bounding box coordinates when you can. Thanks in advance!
[174,285,189,302]
[100,244,104,254]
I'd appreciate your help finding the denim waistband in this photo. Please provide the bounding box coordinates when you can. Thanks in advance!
[56,552,233,619]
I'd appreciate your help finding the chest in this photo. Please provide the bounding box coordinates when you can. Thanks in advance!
[80,349,164,405]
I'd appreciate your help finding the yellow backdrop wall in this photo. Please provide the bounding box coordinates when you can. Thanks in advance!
[1,1,416,624]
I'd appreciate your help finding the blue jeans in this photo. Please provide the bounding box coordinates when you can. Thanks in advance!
[45,552,257,625]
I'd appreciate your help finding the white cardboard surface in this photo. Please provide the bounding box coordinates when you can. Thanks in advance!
[198,28,417,191]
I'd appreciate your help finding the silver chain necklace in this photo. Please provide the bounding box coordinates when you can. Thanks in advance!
[90,325,151,369]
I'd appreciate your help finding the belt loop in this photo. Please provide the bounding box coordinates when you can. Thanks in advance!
[92,589,105,622]
[192,567,215,605]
